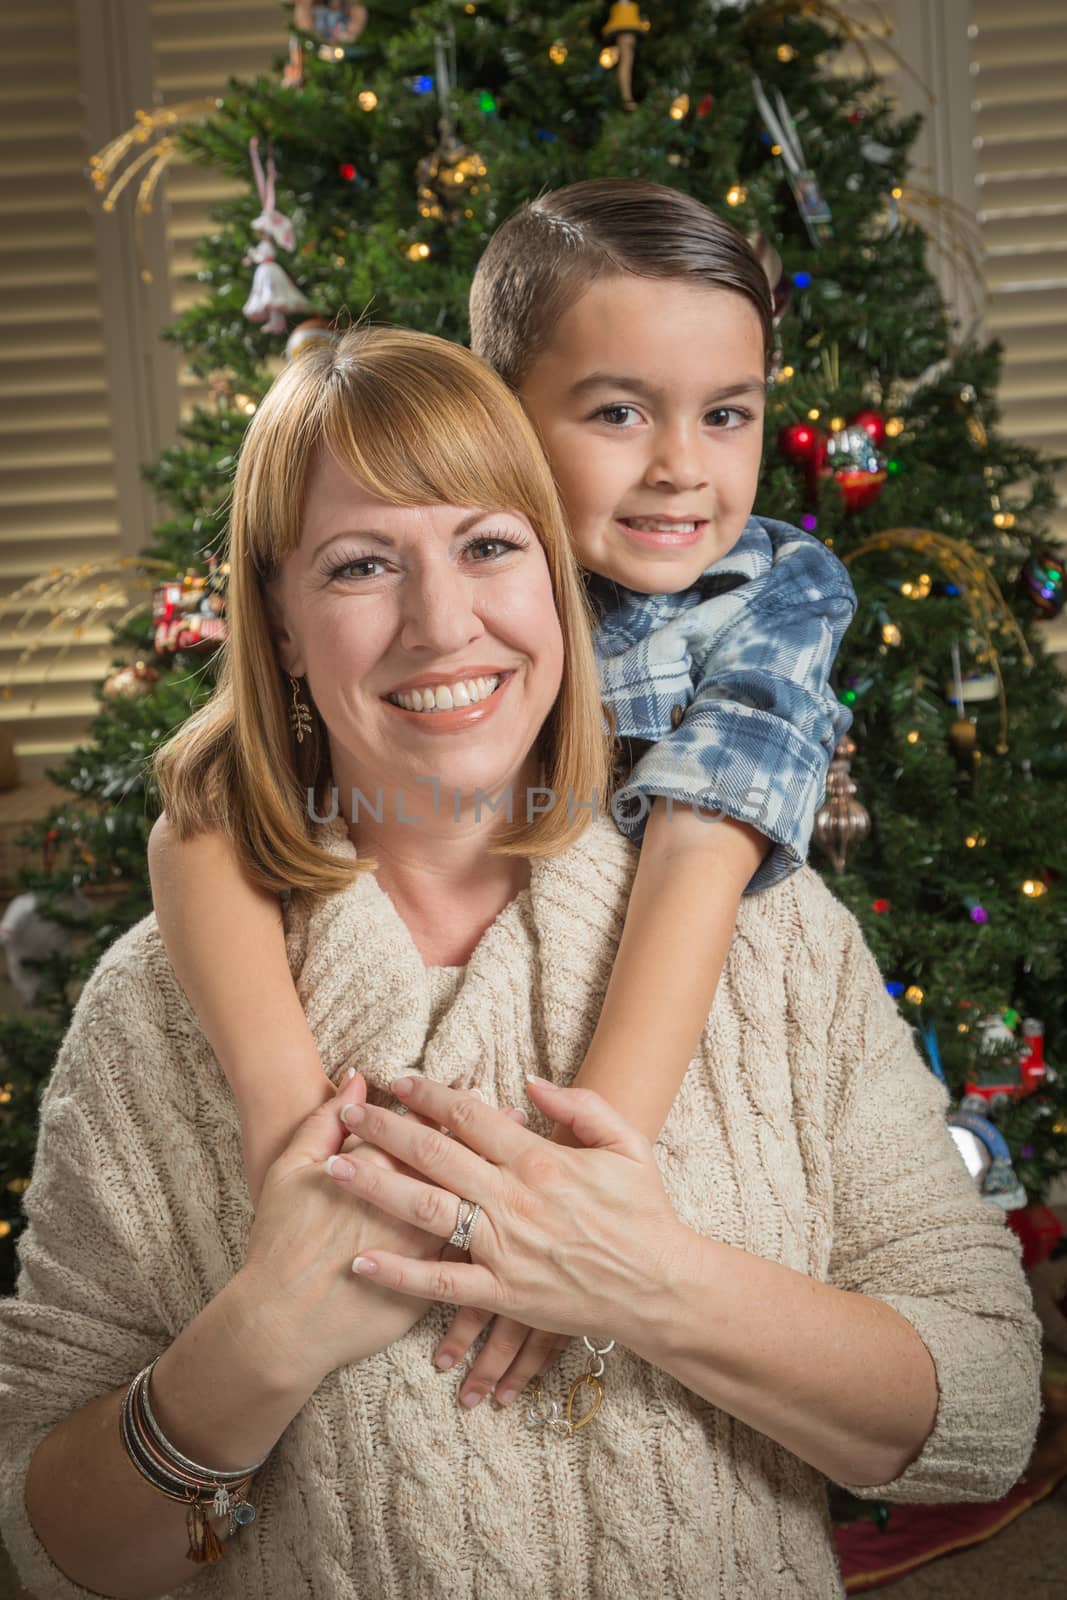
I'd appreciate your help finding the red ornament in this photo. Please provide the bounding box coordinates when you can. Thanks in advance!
[778,413,888,512]
[778,422,821,462]
[778,422,827,499]
[844,409,889,448]
[697,93,714,118]
[872,898,891,914]
[338,161,358,181]
[850,408,887,447]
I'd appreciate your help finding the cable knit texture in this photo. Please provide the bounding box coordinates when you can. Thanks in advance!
[0,816,1042,1599]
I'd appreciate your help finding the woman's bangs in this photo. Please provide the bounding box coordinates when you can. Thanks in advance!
[319,361,553,530]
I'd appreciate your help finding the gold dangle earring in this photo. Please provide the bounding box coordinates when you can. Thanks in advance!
[288,674,313,744]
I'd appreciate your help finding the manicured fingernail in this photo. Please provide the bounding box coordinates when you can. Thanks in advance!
[352,1256,378,1275]
[341,1103,365,1127]
[344,1067,357,1080]
[526,1075,549,1087]
[392,1076,414,1095]
[325,1155,355,1179]
[497,1388,517,1407]
[435,1352,455,1370]
[461,1390,483,1408]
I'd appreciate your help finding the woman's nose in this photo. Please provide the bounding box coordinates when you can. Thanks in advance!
[642,426,709,493]
[398,565,484,655]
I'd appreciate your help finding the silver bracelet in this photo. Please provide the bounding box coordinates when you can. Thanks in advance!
[140,1360,270,1479]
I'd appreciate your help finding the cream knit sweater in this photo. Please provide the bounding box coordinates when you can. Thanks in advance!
[0,817,1042,1599]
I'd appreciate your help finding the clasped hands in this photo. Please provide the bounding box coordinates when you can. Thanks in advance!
[324,1071,686,1411]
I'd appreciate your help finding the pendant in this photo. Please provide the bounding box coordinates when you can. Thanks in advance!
[564,1373,602,1432]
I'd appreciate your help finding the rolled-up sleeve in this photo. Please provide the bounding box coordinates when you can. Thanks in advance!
[0,980,171,1599]
[824,924,1042,1503]
[616,540,856,892]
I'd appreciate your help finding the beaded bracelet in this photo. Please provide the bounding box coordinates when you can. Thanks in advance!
[120,1360,267,1565]
[525,1337,615,1437]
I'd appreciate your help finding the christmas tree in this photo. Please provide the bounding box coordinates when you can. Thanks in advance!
[3,0,1066,1318]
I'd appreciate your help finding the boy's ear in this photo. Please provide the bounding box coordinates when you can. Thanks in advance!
[264,580,305,679]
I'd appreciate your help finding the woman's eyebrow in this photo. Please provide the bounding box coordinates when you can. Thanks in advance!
[309,528,399,563]
[309,510,494,565]
[568,373,767,403]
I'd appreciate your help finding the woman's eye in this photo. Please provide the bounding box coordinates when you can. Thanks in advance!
[323,535,524,583]
[464,537,523,560]
[327,556,387,581]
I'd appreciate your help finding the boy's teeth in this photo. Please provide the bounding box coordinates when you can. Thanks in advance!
[624,518,698,532]
[387,675,501,713]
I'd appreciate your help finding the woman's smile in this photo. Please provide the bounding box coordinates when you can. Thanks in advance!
[383,670,514,732]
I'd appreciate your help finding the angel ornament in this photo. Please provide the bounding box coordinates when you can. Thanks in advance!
[242,137,312,336]
[293,3,368,46]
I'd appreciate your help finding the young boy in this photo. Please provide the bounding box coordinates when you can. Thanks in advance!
[149,178,855,1407]
[465,178,855,1144]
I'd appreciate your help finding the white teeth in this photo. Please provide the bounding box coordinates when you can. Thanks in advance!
[625,518,698,533]
[387,675,501,713]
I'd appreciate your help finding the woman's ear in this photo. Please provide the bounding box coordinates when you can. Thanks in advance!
[264,578,305,678]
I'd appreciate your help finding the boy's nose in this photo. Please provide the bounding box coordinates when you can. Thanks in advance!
[642,429,709,493]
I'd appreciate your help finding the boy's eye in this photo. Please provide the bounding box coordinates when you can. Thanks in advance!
[706,406,754,429]
[593,404,642,427]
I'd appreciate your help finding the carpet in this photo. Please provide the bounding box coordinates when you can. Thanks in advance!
[833,1467,1067,1593]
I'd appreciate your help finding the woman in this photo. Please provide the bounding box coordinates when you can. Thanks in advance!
[0,329,1040,1600]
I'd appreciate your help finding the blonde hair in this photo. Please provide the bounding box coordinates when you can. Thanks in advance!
[152,326,612,896]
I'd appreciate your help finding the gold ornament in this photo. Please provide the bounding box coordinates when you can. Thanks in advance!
[102,661,160,701]
[602,3,650,111]
[285,316,340,362]
[89,100,221,283]
[1,556,174,715]
[948,716,978,756]
[812,734,871,874]
[416,135,488,221]
[843,529,1033,755]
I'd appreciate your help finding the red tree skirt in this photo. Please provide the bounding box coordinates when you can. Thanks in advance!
[832,1469,1067,1593]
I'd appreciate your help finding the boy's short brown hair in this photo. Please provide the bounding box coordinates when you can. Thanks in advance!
[469,178,773,391]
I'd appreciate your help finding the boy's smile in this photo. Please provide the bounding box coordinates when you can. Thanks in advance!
[518,275,767,595]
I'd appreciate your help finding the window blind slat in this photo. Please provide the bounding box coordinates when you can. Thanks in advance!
[972,0,1067,548]
[0,0,125,779]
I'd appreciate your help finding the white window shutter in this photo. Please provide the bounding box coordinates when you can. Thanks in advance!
[0,0,126,780]
[971,0,1067,552]
[0,0,282,782]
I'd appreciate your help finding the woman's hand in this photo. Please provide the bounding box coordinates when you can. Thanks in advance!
[325,1074,696,1352]
[237,1071,460,1391]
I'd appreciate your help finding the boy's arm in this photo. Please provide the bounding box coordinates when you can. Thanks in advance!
[552,801,767,1149]
[556,530,855,1148]
[611,532,856,893]
[147,816,334,1199]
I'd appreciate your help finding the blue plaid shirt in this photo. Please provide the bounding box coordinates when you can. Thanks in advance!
[587,515,856,894]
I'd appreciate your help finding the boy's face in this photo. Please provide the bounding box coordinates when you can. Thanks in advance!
[518,275,766,594]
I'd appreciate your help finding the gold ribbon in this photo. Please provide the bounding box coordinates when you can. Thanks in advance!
[842,528,1033,754]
